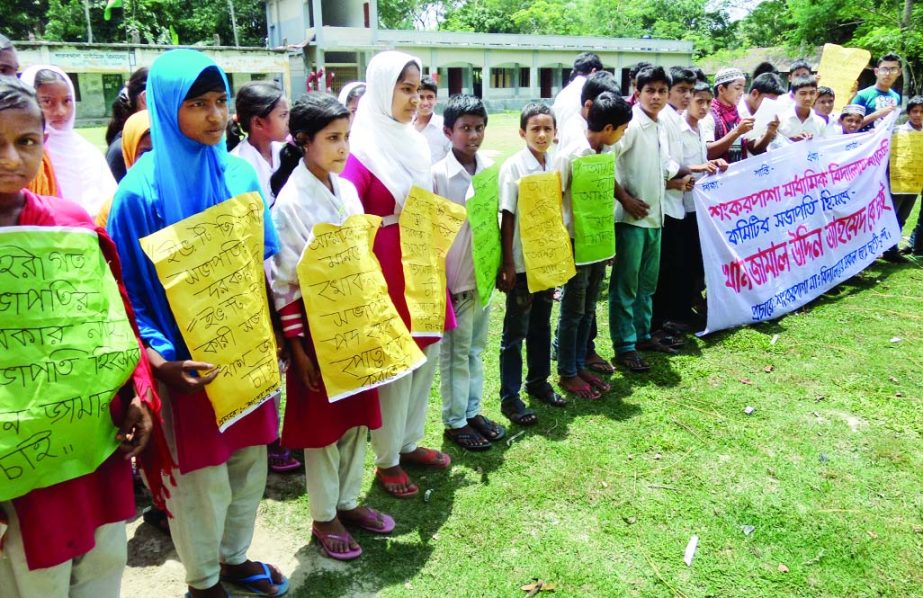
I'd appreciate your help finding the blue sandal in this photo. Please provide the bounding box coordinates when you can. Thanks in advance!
[220,561,289,597]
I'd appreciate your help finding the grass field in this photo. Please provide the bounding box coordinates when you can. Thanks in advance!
[79,120,923,597]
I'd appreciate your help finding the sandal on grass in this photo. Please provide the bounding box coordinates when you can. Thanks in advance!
[467,414,507,441]
[338,506,395,534]
[526,386,568,407]
[220,561,289,596]
[637,338,679,355]
[400,447,452,469]
[578,370,611,393]
[444,426,491,451]
[585,352,615,374]
[312,526,362,561]
[558,375,601,400]
[653,330,686,348]
[375,467,419,498]
[614,351,651,372]
[501,397,538,426]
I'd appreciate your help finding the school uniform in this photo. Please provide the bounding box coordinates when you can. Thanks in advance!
[416,113,452,164]
[553,75,587,133]
[433,150,494,429]
[230,138,285,206]
[610,104,675,355]
[498,147,556,404]
[778,105,828,140]
[894,121,923,253]
[678,115,709,320]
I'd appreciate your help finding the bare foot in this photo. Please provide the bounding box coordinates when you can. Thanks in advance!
[313,517,360,553]
[558,375,601,400]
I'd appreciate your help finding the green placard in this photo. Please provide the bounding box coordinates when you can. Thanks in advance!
[571,153,616,265]
[0,227,139,501]
[468,164,502,306]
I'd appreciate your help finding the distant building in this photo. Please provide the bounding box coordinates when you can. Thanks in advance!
[15,41,291,123]
[266,0,694,109]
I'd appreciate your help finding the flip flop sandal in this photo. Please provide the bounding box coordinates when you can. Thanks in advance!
[311,526,362,561]
[338,507,396,534]
[615,351,651,372]
[637,339,679,355]
[527,386,568,407]
[220,561,290,596]
[444,427,492,451]
[557,376,601,400]
[585,354,616,374]
[142,506,171,537]
[661,320,691,336]
[579,371,611,392]
[467,414,507,441]
[400,447,452,469]
[653,331,686,348]
[501,397,538,426]
[268,448,302,473]
[375,467,419,498]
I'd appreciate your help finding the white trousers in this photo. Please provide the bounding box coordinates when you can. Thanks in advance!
[303,426,367,522]
[165,445,267,590]
[0,503,126,598]
[370,342,439,468]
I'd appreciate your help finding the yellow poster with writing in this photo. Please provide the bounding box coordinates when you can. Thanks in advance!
[817,43,872,112]
[297,214,425,401]
[518,171,576,292]
[140,192,280,431]
[890,131,923,193]
[400,186,467,337]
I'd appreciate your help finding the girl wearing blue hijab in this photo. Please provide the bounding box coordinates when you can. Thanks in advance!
[107,49,288,598]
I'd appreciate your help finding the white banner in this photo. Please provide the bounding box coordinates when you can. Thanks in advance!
[693,115,901,334]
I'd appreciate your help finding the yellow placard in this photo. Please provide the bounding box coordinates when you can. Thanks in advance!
[889,131,923,193]
[400,186,467,337]
[297,214,425,401]
[518,171,576,292]
[817,43,872,112]
[140,193,280,431]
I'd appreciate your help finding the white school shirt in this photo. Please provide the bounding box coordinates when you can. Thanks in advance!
[701,112,716,143]
[553,75,587,133]
[556,112,589,155]
[416,113,452,164]
[778,105,828,140]
[552,135,596,237]
[269,162,364,310]
[679,116,709,213]
[898,121,923,133]
[615,104,674,228]
[433,150,493,294]
[661,104,687,220]
[499,147,554,274]
[230,138,285,205]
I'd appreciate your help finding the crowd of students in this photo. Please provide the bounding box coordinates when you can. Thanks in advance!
[0,31,919,597]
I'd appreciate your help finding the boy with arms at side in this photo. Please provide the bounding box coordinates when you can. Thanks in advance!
[778,76,827,141]
[894,96,923,257]
[414,76,451,164]
[435,95,507,451]
[554,92,632,399]
[497,103,564,426]
[851,53,902,131]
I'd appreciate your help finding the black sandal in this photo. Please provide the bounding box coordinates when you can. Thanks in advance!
[527,385,568,407]
[142,506,172,537]
[444,426,491,451]
[501,397,538,427]
[467,414,507,441]
[637,338,679,355]
[614,351,651,372]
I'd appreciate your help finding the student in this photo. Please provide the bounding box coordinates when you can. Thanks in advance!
[906,99,923,256]
[553,52,603,136]
[890,96,923,258]
[851,53,902,130]
[838,104,866,134]
[95,109,151,227]
[738,73,785,156]
[0,76,171,598]
[557,70,620,165]
[625,62,653,106]
[337,82,366,122]
[778,76,827,141]
[107,49,288,598]
[610,66,678,372]
[0,33,18,77]
[341,51,452,499]
[104,67,148,182]
[705,67,753,162]
[752,61,779,80]
[814,86,835,122]
[497,102,563,425]
[554,92,632,399]
[774,59,812,111]
[20,65,117,217]
[269,93,392,561]
[433,94,507,450]
[227,81,290,206]
[413,75,451,164]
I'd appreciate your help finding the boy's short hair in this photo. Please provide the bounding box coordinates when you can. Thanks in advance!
[442,94,488,129]
[629,62,653,81]
[692,80,713,96]
[586,91,632,132]
[789,59,812,74]
[669,67,696,88]
[752,61,778,79]
[877,52,902,67]
[636,66,672,91]
[581,71,620,105]
[750,73,786,96]
[572,52,603,76]
[690,67,708,83]
[907,96,923,111]
[790,75,818,92]
[419,76,438,94]
[816,86,834,98]
[520,102,555,130]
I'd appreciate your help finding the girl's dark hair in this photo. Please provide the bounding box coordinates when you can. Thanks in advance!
[33,68,68,89]
[270,93,349,197]
[345,84,366,105]
[398,61,420,83]
[105,67,148,145]
[227,81,285,152]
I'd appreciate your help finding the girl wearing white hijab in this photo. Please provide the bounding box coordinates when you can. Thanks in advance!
[21,65,117,216]
[341,51,454,499]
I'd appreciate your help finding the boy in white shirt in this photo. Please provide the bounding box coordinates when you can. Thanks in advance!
[778,76,827,141]
[893,96,923,259]
[434,95,507,450]
[498,103,562,426]
[414,76,451,164]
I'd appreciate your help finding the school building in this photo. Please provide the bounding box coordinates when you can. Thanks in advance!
[266,0,695,110]
[14,41,291,124]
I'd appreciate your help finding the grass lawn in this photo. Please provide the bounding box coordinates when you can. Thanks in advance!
[81,117,923,597]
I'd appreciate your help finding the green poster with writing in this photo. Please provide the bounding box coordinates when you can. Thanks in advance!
[571,153,616,265]
[0,228,139,501]
[468,164,502,306]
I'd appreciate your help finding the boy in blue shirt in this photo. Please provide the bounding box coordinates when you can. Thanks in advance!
[850,52,902,131]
